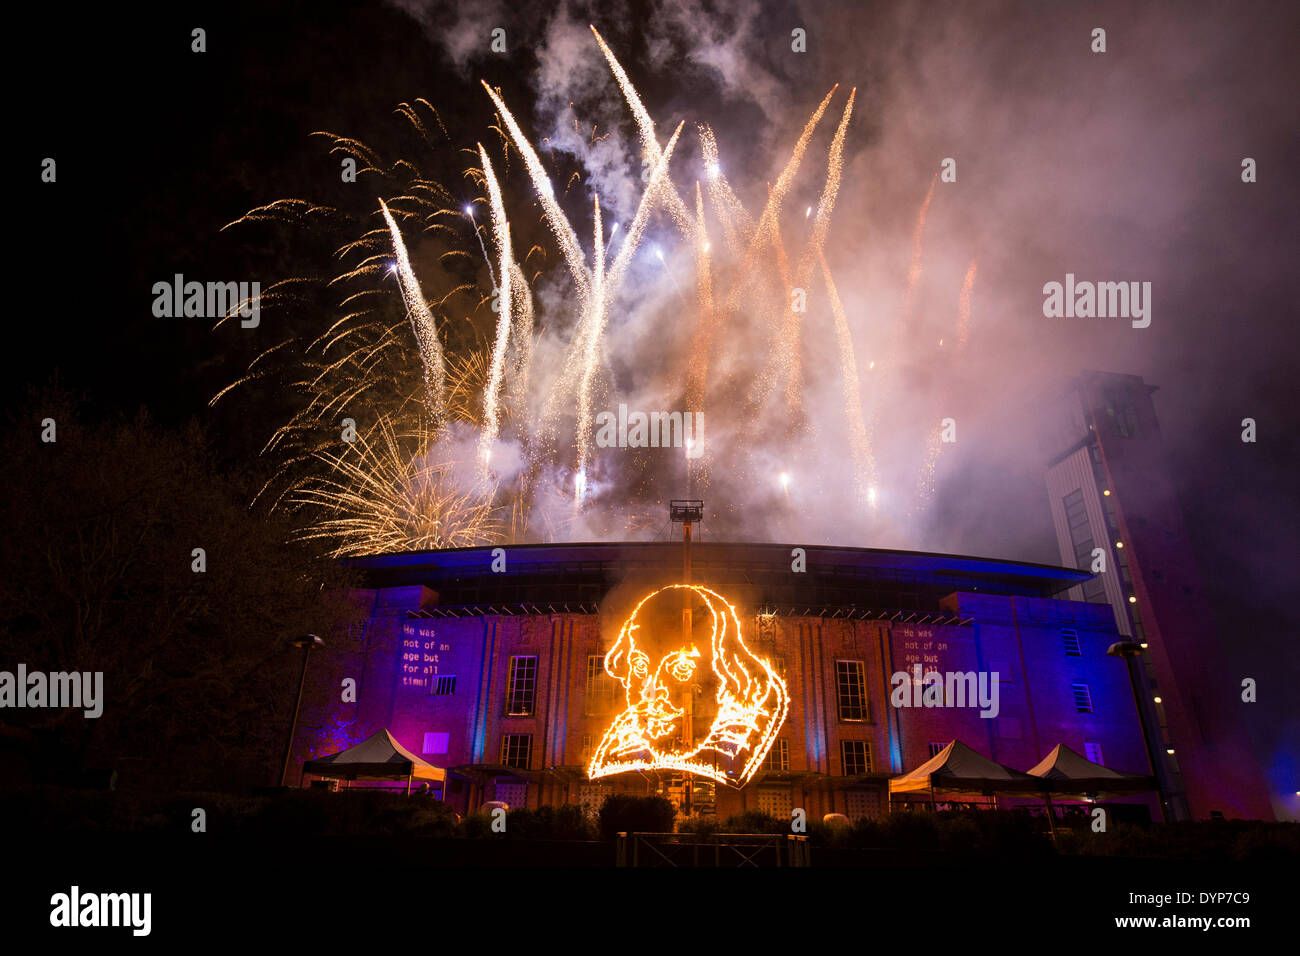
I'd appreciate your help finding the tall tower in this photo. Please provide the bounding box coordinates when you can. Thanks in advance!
[1040,370,1274,820]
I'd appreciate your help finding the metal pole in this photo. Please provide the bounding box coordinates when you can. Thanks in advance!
[1123,652,1170,823]
[279,638,318,787]
[1108,641,1171,824]
[682,519,693,817]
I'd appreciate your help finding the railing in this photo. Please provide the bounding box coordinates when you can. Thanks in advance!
[615,832,810,867]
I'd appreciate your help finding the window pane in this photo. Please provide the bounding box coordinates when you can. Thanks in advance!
[501,734,532,768]
[507,657,537,715]
[430,675,457,696]
[841,740,871,775]
[836,660,867,721]
[585,655,615,711]
[762,740,789,772]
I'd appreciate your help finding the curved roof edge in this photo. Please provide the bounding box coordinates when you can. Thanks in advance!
[343,540,1091,596]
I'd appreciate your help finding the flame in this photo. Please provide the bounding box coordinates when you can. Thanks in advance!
[588,584,789,787]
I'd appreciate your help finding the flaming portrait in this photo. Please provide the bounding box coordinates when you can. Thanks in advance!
[588,584,789,787]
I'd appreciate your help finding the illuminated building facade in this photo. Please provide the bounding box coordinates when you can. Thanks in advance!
[1040,370,1275,820]
[292,541,1159,822]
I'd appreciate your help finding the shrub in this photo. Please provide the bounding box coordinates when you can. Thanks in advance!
[878,808,940,849]
[719,810,785,834]
[462,811,497,839]
[597,794,676,842]
[505,804,596,840]
[675,815,721,836]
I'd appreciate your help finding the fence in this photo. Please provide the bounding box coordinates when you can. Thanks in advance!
[615,832,810,867]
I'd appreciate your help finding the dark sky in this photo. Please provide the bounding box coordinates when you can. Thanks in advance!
[15,0,1299,806]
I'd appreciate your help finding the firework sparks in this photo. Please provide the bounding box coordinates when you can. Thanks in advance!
[379,198,446,428]
[476,146,514,473]
[590,24,694,241]
[820,248,876,508]
[480,80,592,303]
[912,259,978,514]
[218,29,977,557]
[574,118,684,488]
[290,415,504,557]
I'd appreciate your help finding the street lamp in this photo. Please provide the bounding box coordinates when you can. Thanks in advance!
[279,634,324,787]
[1107,640,1170,822]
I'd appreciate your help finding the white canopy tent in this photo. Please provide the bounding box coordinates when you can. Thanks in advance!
[1027,743,1155,800]
[300,729,446,796]
[888,740,1041,808]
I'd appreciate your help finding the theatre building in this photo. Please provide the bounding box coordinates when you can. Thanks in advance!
[1040,371,1276,820]
[288,541,1160,821]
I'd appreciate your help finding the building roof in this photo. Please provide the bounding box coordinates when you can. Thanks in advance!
[344,541,1092,609]
[889,740,1041,795]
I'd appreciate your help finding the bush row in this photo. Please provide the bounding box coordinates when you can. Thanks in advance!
[3,787,1295,861]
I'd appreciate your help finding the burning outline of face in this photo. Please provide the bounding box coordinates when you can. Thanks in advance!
[587,584,790,787]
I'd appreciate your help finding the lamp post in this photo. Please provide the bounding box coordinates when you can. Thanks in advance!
[670,500,704,816]
[279,634,324,787]
[1106,640,1169,823]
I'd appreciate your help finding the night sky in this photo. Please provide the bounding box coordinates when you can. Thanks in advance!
[14,0,1299,803]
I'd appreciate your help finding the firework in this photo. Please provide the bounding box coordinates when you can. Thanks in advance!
[475,146,514,473]
[820,248,876,507]
[218,30,977,556]
[912,259,979,514]
[289,414,504,557]
[380,198,447,428]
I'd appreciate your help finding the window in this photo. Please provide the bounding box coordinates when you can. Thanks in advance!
[1084,741,1104,766]
[773,657,787,679]
[928,742,947,759]
[762,740,790,772]
[501,734,532,769]
[585,655,616,712]
[506,656,538,716]
[422,732,449,755]
[430,675,456,696]
[1071,682,1094,713]
[347,619,370,641]
[841,739,872,775]
[836,660,868,721]
[1063,489,1106,602]
[1104,388,1140,438]
[1062,629,1082,657]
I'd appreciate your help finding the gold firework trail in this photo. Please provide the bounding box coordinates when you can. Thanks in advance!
[380,198,447,428]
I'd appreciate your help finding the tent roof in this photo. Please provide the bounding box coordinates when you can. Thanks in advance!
[1026,744,1153,796]
[302,729,445,782]
[889,740,1040,795]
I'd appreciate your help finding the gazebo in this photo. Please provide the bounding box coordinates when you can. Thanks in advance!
[888,740,1041,810]
[300,729,446,796]
[1027,743,1156,827]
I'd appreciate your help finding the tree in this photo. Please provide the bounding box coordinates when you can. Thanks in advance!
[1,387,355,790]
